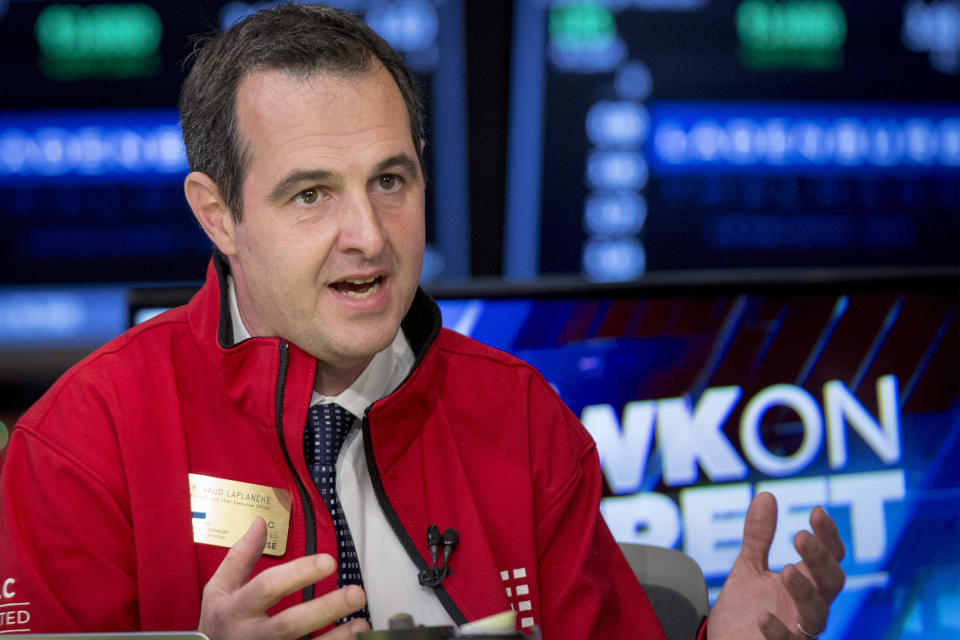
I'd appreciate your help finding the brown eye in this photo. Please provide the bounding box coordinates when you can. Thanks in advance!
[294,188,319,205]
[378,174,398,190]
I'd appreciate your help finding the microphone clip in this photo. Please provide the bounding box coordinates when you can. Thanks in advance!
[418,524,459,588]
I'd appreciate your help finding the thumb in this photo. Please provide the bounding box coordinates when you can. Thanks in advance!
[739,491,777,572]
[207,517,268,594]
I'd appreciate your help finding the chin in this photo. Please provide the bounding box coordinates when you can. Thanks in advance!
[330,329,397,363]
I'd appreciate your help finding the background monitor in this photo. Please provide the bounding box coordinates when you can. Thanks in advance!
[506,0,960,280]
[432,267,959,640]
[0,0,468,285]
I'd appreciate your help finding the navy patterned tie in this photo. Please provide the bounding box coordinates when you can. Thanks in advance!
[304,403,370,624]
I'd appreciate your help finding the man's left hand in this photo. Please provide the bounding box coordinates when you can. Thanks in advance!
[707,492,846,639]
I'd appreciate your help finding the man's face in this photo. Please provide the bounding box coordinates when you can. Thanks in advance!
[226,65,425,376]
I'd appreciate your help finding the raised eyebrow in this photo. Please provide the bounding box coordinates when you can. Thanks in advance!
[373,154,419,179]
[266,169,335,204]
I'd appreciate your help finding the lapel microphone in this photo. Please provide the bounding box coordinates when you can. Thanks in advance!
[418,524,459,588]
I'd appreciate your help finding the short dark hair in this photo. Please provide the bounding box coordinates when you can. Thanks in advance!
[178,2,423,221]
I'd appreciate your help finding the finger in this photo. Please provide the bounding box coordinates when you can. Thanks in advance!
[740,491,778,571]
[810,506,846,563]
[232,553,338,614]
[264,584,368,639]
[758,612,794,640]
[795,530,845,602]
[315,615,370,639]
[781,564,828,634]
[206,517,268,595]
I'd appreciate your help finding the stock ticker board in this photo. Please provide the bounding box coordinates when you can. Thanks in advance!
[506,0,960,281]
[0,0,467,284]
[1,0,957,285]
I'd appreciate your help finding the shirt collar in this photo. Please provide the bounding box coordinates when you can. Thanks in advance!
[227,275,414,418]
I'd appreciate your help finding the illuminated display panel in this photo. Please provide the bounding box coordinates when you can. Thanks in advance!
[507,0,960,281]
[0,0,467,284]
[436,269,959,640]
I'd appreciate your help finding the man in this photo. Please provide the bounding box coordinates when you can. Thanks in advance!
[0,4,845,639]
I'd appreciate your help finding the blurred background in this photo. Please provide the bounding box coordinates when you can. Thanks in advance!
[0,1,958,638]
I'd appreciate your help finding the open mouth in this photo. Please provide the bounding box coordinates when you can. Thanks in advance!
[331,276,383,299]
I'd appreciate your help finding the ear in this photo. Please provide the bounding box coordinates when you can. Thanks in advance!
[184,171,238,255]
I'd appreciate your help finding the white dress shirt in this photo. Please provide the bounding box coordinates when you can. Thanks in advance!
[228,277,456,629]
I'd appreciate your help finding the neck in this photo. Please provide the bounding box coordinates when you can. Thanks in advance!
[313,357,374,396]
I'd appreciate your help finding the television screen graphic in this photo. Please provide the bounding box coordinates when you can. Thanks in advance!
[438,271,960,639]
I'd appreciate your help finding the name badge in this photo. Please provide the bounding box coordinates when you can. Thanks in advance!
[188,473,292,556]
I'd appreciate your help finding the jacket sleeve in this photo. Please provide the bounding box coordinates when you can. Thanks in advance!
[527,375,669,640]
[0,378,140,631]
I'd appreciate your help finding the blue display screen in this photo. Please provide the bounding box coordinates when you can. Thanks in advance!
[507,0,960,281]
[0,110,188,183]
[438,275,960,639]
[0,0,468,284]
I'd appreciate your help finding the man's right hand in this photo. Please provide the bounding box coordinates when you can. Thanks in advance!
[199,517,371,639]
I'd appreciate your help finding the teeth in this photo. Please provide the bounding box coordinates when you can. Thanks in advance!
[343,277,378,285]
[339,280,381,299]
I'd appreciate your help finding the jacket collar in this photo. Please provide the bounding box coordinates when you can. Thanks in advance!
[187,252,444,427]
[401,286,444,375]
[187,253,307,430]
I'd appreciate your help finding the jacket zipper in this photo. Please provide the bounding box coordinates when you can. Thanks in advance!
[361,409,468,626]
[273,341,319,608]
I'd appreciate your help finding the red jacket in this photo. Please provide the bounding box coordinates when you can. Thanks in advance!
[0,256,665,638]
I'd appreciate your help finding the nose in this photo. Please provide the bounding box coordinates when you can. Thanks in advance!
[337,191,385,258]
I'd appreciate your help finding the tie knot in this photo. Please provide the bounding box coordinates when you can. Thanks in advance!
[306,403,354,466]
